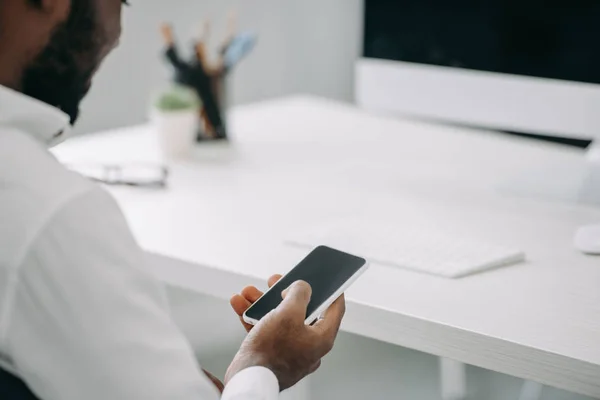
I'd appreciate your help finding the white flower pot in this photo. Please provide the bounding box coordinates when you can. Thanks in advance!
[151,108,198,160]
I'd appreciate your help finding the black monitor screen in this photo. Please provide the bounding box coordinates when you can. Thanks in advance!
[364,0,600,85]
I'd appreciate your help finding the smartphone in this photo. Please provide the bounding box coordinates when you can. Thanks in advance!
[243,246,369,326]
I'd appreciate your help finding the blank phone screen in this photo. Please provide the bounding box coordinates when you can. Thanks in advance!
[245,246,366,322]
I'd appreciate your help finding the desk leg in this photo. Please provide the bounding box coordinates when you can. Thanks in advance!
[518,381,543,400]
[280,377,311,400]
[440,358,467,400]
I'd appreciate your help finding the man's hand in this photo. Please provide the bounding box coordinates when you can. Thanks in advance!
[226,281,346,391]
[230,274,282,332]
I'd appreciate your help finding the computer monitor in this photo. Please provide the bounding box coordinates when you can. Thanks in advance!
[356,0,600,205]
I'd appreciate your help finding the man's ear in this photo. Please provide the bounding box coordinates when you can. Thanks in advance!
[28,0,71,23]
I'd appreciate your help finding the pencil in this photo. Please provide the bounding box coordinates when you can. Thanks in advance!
[216,9,238,75]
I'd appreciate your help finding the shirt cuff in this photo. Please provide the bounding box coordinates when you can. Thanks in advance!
[222,367,279,400]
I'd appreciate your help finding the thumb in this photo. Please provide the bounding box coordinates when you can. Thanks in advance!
[278,281,312,318]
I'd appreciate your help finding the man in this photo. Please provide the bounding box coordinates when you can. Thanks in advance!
[0,1,345,399]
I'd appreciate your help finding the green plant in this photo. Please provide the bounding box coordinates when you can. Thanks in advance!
[154,85,201,112]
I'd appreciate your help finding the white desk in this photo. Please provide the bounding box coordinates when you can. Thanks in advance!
[55,96,600,398]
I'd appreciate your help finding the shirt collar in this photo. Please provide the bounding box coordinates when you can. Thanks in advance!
[0,84,72,148]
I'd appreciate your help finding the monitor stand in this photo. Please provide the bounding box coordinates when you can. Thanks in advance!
[500,142,600,254]
[578,143,600,205]
[499,142,600,207]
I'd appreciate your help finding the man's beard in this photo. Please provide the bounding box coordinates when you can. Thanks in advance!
[21,0,101,125]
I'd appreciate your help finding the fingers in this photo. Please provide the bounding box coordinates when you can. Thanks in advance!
[237,276,281,306]
[312,294,346,347]
[278,281,312,319]
[231,275,284,333]
[241,286,263,303]
[230,294,251,317]
[230,294,254,332]
[268,274,283,288]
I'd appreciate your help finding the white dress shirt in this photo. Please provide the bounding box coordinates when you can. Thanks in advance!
[0,85,279,400]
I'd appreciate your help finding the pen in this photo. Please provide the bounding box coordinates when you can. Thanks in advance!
[222,32,257,74]
[217,9,238,74]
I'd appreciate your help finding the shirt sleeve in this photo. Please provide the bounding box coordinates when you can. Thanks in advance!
[222,367,279,400]
[5,186,278,400]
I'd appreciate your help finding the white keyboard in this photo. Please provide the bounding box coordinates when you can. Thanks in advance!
[287,220,525,278]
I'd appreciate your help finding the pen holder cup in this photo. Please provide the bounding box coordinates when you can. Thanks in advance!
[194,74,229,142]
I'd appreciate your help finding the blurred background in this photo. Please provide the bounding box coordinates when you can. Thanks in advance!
[76,0,362,134]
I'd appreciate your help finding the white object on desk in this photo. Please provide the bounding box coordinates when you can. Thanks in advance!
[287,219,525,278]
[150,108,198,160]
[574,224,600,255]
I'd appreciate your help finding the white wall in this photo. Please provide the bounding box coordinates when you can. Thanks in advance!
[75,0,363,134]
